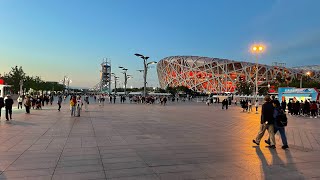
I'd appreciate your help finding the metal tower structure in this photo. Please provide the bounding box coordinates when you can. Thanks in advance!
[100,58,111,94]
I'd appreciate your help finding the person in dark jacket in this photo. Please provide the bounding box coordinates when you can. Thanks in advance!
[4,94,14,121]
[281,100,287,112]
[266,100,289,149]
[0,97,4,118]
[24,96,31,114]
[253,95,276,148]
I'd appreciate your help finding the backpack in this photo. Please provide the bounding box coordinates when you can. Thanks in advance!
[276,108,288,127]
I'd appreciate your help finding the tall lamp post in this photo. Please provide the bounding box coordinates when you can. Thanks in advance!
[118,67,133,96]
[134,53,157,97]
[111,73,119,95]
[251,44,265,100]
[300,71,311,88]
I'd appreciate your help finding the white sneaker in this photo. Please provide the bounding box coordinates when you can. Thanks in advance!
[315,116,317,119]
[310,116,313,118]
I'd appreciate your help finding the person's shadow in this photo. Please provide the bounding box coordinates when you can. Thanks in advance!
[254,146,305,179]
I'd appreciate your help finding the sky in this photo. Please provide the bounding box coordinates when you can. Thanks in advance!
[0,0,319,88]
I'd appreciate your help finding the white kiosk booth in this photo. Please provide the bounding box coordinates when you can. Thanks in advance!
[0,85,11,98]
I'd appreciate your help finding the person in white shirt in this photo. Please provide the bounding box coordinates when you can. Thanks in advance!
[17,96,23,109]
[248,100,252,112]
[76,96,83,117]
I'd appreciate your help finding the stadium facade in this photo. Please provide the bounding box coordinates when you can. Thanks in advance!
[157,56,320,93]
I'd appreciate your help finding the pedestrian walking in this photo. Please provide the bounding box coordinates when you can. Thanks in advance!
[84,95,89,111]
[253,95,276,148]
[0,96,4,119]
[17,96,23,109]
[255,100,259,114]
[4,95,14,121]
[281,99,287,112]
[310,101,318,118]
[24,96,31,114]
[248,100,252,112]
[70,96,76,116]
[265,100,289,149]
[76,96,83,117]
[57,95,62,111]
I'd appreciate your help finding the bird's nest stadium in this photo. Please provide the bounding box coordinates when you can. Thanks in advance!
[156,56,320,93]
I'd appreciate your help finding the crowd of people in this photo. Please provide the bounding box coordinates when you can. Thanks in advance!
[284,99,319,118]
[240,99,260,113]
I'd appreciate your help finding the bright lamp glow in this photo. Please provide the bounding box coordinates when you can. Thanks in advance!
[251,44,265,54]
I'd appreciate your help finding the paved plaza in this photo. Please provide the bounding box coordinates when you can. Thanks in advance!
[0,101,319,180]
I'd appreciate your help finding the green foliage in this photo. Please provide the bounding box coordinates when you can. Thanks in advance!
[3,66,25,93]
[3,66,64,94]
[236,81,254,95]
[278,77,320,89]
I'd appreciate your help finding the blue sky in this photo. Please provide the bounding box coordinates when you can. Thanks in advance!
[0,0,319,88]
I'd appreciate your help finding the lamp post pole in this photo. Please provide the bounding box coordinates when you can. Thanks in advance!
[119,67,128,96]
[255,55,258,101]
[134,54,157,97]
[251,44,264,101]
[143,58,147,97]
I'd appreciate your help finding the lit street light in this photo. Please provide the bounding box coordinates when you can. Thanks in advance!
[134,53,157,97]
[251,44,265,100]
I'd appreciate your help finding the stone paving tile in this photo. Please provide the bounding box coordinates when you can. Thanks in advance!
[158,171,210,180]
[0,168,54,178]
[102,156,144,164]
[109,174,160,180]
[104,161,149,170]
[54,165,104,174]
[105,167,156,179]
[0,175,52,180]
[56,159,102,167]
[52,171,106,180]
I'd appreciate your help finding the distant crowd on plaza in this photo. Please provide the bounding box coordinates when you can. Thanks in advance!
[0,94,56,121]
[285,99,319,118]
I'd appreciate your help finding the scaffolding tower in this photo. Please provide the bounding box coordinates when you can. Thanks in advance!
[100,58,111,94]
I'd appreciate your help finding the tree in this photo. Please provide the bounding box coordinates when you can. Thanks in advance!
[278,77,320,89]
[236,81,254,95]
[3,66,26,93]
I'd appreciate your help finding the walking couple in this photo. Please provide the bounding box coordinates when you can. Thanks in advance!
[253,95,289,149]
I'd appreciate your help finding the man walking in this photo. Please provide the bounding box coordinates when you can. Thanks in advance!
[0,96,4,119]
[253,95,276,148]
[24,96,31,114]
[57,95,62,111]
[4,95,14,121]
[84,95,89,111]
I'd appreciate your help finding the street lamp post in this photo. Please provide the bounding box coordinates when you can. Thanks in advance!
[119,67,132,96]
[134,53,157,97]
[300,71,311,88]
[111,73,119,95]
[251,44,265,100]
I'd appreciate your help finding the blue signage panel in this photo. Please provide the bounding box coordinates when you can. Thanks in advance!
[278,87,318,102]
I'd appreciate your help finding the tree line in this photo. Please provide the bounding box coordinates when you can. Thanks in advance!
[2,66,64,94]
